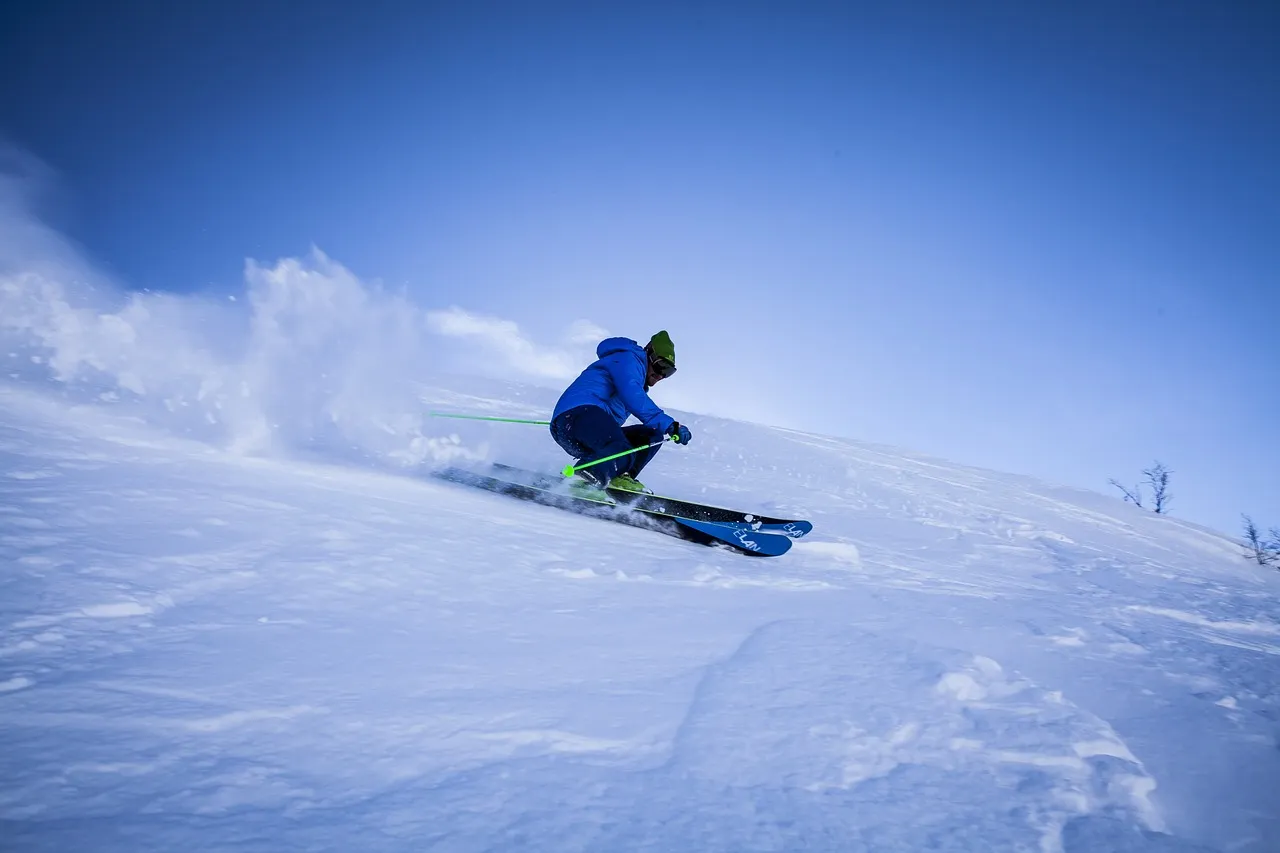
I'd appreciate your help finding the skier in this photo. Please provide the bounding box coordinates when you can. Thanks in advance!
[550,331,693,493]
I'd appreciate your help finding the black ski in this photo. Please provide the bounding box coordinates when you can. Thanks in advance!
[435,465,792,557]
[491,463,813,537]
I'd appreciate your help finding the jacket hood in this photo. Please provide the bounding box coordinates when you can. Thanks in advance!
[596,337,644,361]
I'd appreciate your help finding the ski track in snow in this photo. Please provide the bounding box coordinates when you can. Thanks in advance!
[2,383,1278,853]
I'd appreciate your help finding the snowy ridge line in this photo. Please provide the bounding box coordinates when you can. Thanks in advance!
[1123,605,1280,635]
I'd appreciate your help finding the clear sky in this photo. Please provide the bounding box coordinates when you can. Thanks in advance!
[2,0,1277,536]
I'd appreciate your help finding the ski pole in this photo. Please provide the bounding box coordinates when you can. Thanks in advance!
[562,437,672,478]
[428,411,551,426]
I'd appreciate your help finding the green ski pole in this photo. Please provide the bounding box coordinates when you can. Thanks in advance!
[428,411,551,426]
[562,437,672,478]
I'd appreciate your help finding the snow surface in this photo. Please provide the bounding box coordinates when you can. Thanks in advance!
[2,254,1279,852]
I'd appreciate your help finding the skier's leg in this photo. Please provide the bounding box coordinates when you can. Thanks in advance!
[620,424,663,477]
[550,405,633,485]
[549,408,593,460]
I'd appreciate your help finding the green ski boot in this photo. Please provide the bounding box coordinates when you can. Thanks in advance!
[567,475,611,502]
[607,473,650,494]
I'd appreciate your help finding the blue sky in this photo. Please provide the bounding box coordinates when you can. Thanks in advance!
[2,0,1277,536]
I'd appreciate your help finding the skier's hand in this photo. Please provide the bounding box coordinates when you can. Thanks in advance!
[668,422,692,445]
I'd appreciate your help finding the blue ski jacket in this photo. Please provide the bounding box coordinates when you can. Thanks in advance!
[552,337,676,433]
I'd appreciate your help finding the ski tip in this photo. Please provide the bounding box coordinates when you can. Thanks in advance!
[674,517,792,557]
[781,520,814,538]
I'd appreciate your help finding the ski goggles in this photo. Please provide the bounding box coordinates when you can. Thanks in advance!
[650,356,677,379]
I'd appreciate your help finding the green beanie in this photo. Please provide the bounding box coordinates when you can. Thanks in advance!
[648,330,675,364]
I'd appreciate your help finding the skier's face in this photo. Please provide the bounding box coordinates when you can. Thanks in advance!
[647,355,676,386]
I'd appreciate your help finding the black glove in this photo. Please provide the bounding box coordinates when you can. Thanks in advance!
[668,421,692,445]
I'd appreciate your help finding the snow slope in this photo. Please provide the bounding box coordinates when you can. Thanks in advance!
[2,373,1278,853]
[2,248,1278,852]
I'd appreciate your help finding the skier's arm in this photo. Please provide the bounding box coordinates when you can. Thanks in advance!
[603,354,675,433]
